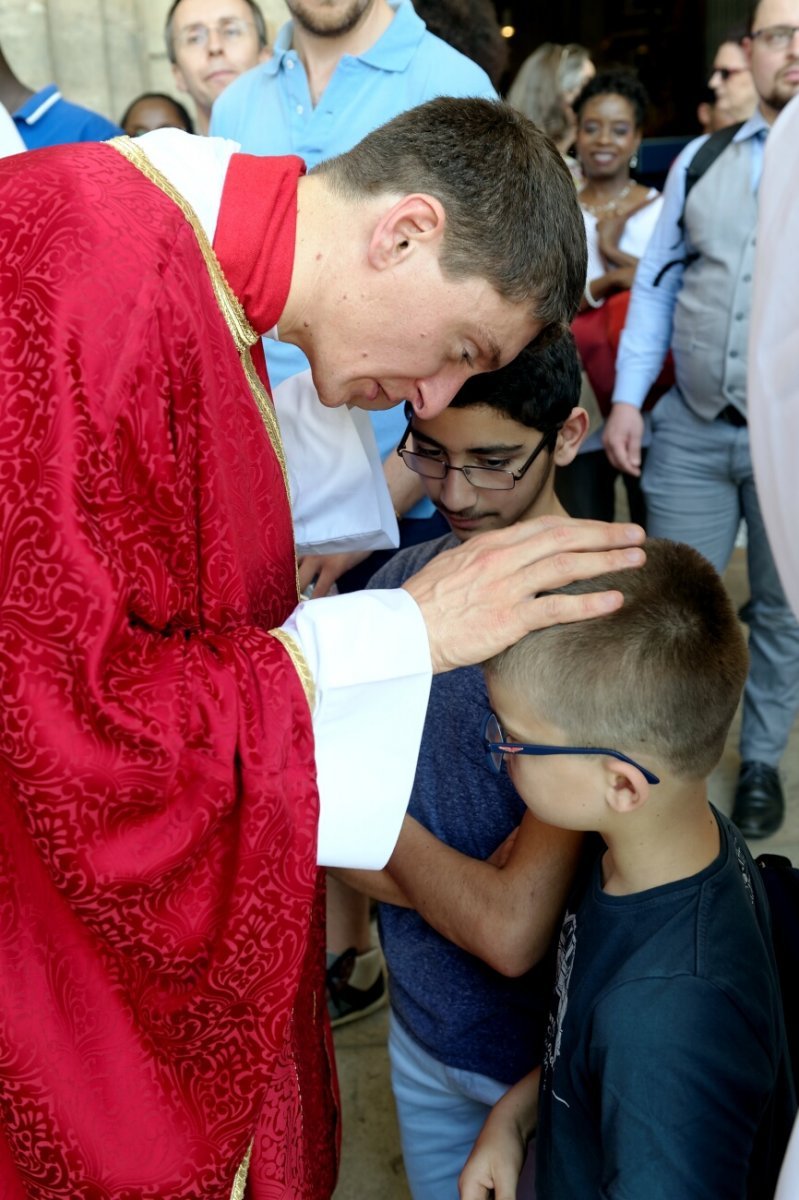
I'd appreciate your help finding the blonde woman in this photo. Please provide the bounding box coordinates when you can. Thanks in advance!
[507,42,594,176]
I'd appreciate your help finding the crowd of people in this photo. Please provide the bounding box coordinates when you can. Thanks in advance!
[0,0,798,1197]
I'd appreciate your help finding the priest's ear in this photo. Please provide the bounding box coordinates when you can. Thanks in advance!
[367,194,446,271]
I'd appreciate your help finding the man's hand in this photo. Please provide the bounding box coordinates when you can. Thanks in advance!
[459,1069,540,1200]
[603,402,645,476]
[298,551,369,598]
[402,516,645,674]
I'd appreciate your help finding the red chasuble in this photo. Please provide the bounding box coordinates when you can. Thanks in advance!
[0,141,337,1198]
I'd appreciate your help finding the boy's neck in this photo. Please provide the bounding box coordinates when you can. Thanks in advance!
[600,785,720,896]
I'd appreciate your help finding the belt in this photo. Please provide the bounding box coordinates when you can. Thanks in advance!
[717,405,747,428]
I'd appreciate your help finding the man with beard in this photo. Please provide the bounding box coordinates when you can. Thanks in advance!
[604,0,799,840]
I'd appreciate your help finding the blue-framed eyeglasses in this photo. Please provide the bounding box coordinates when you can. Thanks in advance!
[396,420,563,492]
[482,712,660,785]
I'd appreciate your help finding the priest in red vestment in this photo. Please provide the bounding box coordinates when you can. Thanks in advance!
[0,97,644,1199]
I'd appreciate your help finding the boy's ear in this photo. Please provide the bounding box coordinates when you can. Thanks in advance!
[602,758,650,814]
[553,407,590,467]
[367,194,447,271]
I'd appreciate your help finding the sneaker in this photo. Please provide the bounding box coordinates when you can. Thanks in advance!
[326,946,387,1028]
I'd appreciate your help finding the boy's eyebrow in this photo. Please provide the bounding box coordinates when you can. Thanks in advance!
[411,427,528,455]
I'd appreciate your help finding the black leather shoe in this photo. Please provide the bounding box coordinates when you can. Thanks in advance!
[731,761,784,839]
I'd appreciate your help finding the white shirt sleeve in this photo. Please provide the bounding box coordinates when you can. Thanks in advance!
[613,140,704,409]
[273,368,399,556]
[280,589,432,869]
[748,94,799,621]
[0,101,26,157]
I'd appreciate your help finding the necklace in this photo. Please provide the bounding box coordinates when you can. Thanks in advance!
[579,180,634,217]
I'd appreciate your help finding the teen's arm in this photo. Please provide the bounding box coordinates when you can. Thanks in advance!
[459,1068,540,1200]
[335,811,582,976]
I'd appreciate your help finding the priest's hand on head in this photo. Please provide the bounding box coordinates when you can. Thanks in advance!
[401,516,646,675]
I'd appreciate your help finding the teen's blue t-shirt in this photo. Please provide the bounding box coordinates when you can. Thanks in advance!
[371,534,553,1084]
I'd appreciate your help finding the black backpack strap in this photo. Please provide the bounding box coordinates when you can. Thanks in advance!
[654,123,745,288]
[756,853,799,1092]
[680,122,744,231]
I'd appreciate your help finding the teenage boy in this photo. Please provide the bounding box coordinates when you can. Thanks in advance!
[336,335,589,1199]
[460,538,796,1200]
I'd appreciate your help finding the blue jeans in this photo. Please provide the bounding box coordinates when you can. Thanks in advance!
[643,388,799,764]
[388,1013,536,1200]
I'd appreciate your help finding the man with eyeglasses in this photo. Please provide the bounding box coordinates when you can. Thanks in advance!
[330,338,591,1200]
[165,0,270,134]
[604,0,799,840]
[707,29,758,128]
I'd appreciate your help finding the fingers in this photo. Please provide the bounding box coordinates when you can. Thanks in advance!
[298,556,321,593]
[604,429,641,475]
[458,1159,496,1200]
[310,561,340,599]
[517,544,645,599]
[603,404,643,476]
[458,513,645,557]
[459,1157,520,1200]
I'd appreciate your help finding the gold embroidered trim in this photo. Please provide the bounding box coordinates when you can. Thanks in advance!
[270,628,317,712]
[230,1140,252,1200]
[107,136,294,526]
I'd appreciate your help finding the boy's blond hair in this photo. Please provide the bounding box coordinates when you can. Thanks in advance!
[486,539,748,779]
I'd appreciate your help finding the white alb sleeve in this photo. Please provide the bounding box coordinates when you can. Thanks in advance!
[279,589,432,868]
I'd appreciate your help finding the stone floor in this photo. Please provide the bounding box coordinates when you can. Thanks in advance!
[331,548,799,1200]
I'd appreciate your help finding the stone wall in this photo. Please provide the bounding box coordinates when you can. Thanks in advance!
[0,0,288,125]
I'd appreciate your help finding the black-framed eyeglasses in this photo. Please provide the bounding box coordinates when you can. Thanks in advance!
[750,24,799,49]
[709,66,748,82]
[396,420,563,492]
[482,712,661,785]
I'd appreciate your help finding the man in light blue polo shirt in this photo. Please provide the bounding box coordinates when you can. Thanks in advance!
[210,0,497,1036]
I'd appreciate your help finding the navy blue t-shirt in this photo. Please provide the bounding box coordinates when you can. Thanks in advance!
[537,808,796,1199]
[370,534,552,1084]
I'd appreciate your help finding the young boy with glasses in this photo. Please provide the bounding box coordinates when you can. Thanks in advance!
[460,537,796,1200]
[335,335,589,1199]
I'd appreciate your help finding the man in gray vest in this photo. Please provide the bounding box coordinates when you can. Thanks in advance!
[604,0,799,838]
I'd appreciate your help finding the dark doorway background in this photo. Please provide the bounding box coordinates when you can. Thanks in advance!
[493,0,743,137]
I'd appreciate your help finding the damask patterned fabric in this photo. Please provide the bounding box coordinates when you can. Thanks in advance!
[0,142,336,1198]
